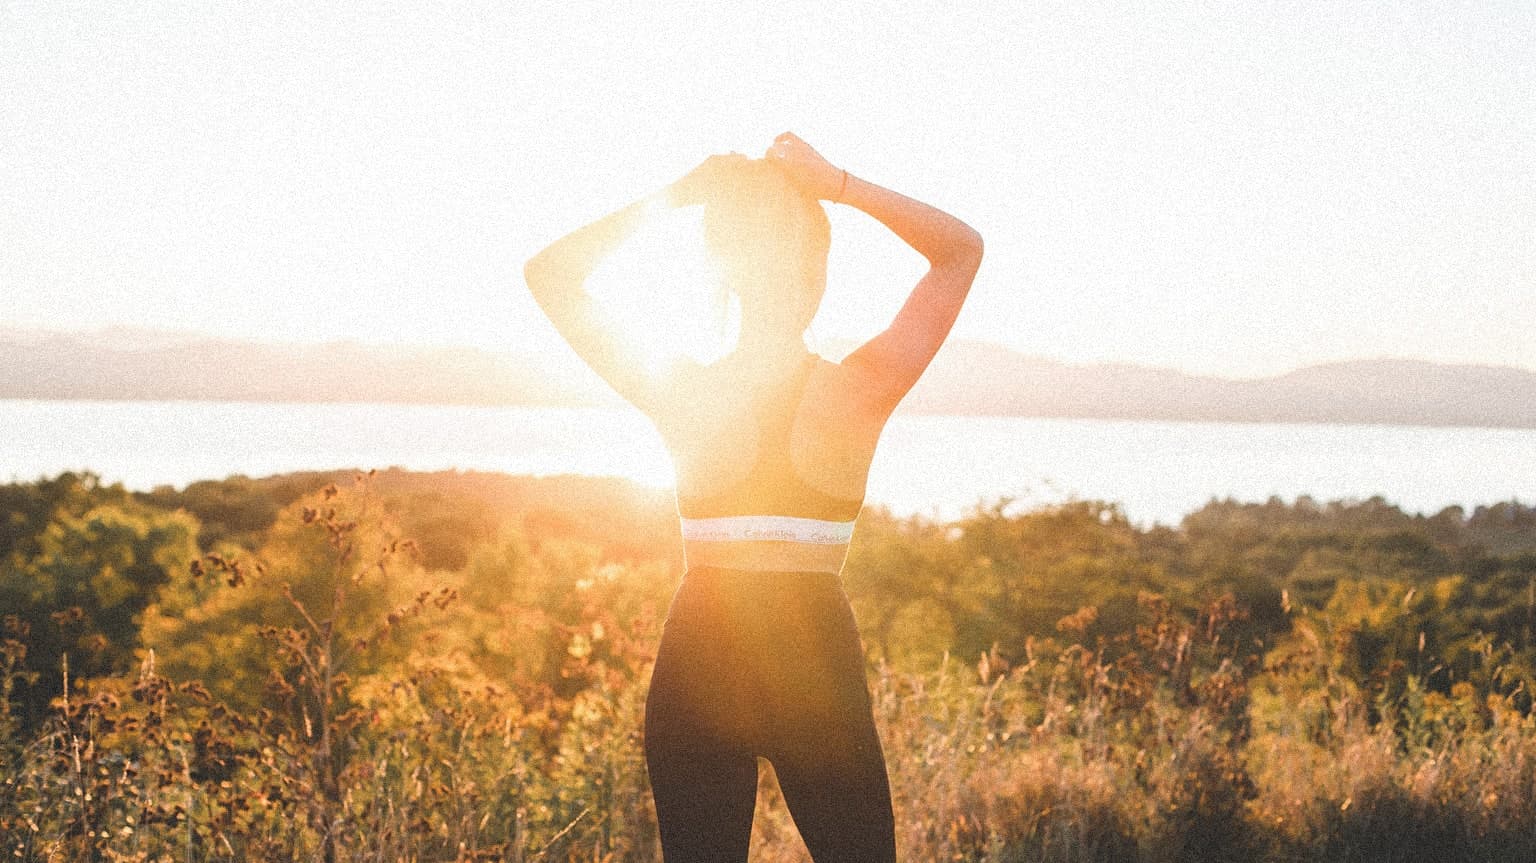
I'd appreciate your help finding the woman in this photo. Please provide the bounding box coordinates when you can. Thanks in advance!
[524,132,982,862]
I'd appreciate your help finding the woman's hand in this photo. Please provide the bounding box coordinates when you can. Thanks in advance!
[765,132,844,200]
[667,152,748,207]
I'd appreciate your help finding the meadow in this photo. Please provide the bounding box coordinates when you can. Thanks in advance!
[3,468,1536,862]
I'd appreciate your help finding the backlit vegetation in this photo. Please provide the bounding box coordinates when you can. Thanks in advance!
[3,469,1535,861]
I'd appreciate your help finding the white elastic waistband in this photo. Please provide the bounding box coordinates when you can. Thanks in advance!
[680,515,855,545]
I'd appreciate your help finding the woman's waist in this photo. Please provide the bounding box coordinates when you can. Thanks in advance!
[679,514,854,574]
[680,514,854,544]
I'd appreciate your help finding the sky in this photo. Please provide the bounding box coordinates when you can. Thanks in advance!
[3,0,1533,378]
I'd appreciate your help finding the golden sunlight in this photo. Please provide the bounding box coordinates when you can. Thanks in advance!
[583,202,737,375]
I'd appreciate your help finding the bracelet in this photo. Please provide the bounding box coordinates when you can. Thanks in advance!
[833,169,849,204]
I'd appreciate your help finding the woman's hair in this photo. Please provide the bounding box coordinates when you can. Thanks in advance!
[701,159,831,331]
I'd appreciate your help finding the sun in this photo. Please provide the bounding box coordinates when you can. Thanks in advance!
[583,202,737,376]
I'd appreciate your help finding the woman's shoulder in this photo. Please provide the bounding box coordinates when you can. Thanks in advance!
[645,349,887,425]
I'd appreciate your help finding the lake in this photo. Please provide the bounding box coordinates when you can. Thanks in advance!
[2,399,1532,526]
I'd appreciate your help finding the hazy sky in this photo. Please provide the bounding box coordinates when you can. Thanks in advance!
[3,1,1532,377]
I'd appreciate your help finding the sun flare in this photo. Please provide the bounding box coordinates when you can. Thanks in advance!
[583,203,737,376]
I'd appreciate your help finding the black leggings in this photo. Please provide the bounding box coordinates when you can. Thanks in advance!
[643,567,895,862]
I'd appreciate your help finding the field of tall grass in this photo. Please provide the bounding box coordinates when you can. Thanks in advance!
[3,470,1536,861]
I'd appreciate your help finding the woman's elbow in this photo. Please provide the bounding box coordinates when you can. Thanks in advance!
[947,226,984,275]
[962,227,984,266]
[924,230,982,273]
[523,253,556,295]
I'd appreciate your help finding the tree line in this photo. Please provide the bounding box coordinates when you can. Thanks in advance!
[2,468,1535,860]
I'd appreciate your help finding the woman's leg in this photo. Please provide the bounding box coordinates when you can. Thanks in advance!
[644,573,760,861]
[766,580,896,863]
[643,728,758,862]
[772,726,895,863]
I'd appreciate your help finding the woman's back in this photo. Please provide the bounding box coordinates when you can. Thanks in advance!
[653,351,888,523]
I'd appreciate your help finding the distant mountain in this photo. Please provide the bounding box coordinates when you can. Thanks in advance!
[2,329,1534,428]
[902,343,1536,427]
[0,329,612,407]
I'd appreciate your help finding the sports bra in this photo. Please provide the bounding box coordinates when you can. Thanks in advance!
[673,353,865,571]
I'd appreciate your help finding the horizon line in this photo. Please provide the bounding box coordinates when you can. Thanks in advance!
[4,322,1536,382]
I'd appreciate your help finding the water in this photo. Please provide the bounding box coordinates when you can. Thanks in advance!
[2,399,1532,526]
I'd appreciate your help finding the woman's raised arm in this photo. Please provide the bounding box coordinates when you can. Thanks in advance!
[523,155,745,411]
[523,195,657,409]
[767,133,983,414]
